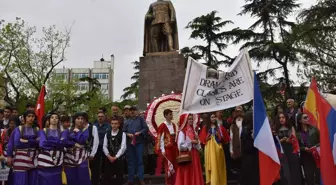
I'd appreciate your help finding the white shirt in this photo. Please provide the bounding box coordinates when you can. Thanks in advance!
[86,124,99,157]
[177,131,201,152]
[229,121,243,154]
[160,121,175,153]
[3,119,8,126]
[103,129,127,158]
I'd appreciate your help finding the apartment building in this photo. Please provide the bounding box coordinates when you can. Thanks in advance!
[54,55,114,100]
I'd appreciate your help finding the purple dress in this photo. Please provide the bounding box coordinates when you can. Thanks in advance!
[63,128,91,185]
[36,129,68,185]
[7,126,39,185]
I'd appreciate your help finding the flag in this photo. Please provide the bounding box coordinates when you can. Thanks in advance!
[309,146,320,168]
[35,85,46,129]
[303,79,319,127]
[305,78,336,185]
[253,73,280,185]
[289,128,300,154]
[274,135,284,157]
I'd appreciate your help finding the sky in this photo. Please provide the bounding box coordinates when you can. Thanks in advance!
[1,0,316,101]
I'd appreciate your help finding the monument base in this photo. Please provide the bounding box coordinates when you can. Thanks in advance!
[138,52,185,111]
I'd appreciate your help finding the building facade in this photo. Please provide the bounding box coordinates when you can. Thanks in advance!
[54,55,114,100]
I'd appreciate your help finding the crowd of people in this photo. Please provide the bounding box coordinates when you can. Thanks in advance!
[0,98,320,185]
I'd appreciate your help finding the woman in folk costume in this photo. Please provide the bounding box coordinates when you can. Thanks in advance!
[37,113,68,185]
[175,114,204,185]
[155,109,178,185]
[6,110,40,185]
[199,112,230,185]
[63,112,91,185]
[274,112,302,185]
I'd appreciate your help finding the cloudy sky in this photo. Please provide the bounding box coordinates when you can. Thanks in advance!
[1,0,315,101]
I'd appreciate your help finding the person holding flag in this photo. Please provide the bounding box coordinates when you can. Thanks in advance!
[274,112,302,185]
[253,73,281,185]
[304,77,336,185]
[155,109,178,185]
[296,112,320,185]
[123,106,148,185]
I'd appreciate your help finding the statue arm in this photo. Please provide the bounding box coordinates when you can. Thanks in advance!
[145,5,153,20]
[168,1,176,22]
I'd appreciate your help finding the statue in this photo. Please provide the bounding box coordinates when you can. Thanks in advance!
[143,0,179,55]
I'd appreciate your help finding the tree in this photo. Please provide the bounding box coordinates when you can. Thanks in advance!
[46,75,112,120]
[180,46,202,60]
[0,18,71,105]
[296,0,336,92]
[121,61,139,100]
[185,11,234,69]
[232,0,301,98]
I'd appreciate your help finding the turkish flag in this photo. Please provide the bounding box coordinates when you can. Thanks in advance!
[35,85,46,129]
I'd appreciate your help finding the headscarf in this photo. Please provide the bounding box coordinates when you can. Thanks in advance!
[178,114,199,141]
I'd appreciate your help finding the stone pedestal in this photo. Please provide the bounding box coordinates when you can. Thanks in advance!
[138,51,185,110]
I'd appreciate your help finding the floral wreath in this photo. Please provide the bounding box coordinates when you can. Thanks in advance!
[145,93,199,138]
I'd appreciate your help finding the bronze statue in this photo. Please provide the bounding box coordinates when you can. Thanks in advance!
[143,0,179,55]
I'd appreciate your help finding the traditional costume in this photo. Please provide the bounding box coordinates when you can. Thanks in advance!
[174,114,204,185]
[102,128,126,185]
[63,127,91,185]
[8,125,39,185]
[155,120,178,185]
[199,123,230,185]
[37,128,68,185]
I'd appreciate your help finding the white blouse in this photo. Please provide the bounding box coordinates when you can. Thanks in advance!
[177,130,201,152]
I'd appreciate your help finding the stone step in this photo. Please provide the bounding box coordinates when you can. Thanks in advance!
[125,174,239,185]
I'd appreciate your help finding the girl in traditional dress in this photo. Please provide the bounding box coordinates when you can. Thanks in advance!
[37,113,68,185]
[275,112,302,185]
[296,113,320,185]
[199,112,230,185]
[175,114,204,185]
[63,112,91,185]
[7,110,40,185]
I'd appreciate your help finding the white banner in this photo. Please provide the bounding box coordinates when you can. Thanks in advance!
[180,49,254,114]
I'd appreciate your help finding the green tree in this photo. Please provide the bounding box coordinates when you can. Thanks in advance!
[121,61,139,100]
[0,18,71,105]
[185,11,234,69]
[296,0,336,92]
[46,75,112,119]
[233,0,301,98]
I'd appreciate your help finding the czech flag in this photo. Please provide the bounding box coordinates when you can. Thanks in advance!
[35,85,46,129]
[304,77,336,185]
[253,73,280,185]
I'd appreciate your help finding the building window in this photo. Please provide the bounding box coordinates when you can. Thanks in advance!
[92,73,109,79]
[55,73,67,79]
[76,83,89,91]
[72,73,88,79]
[101,83,108,90]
